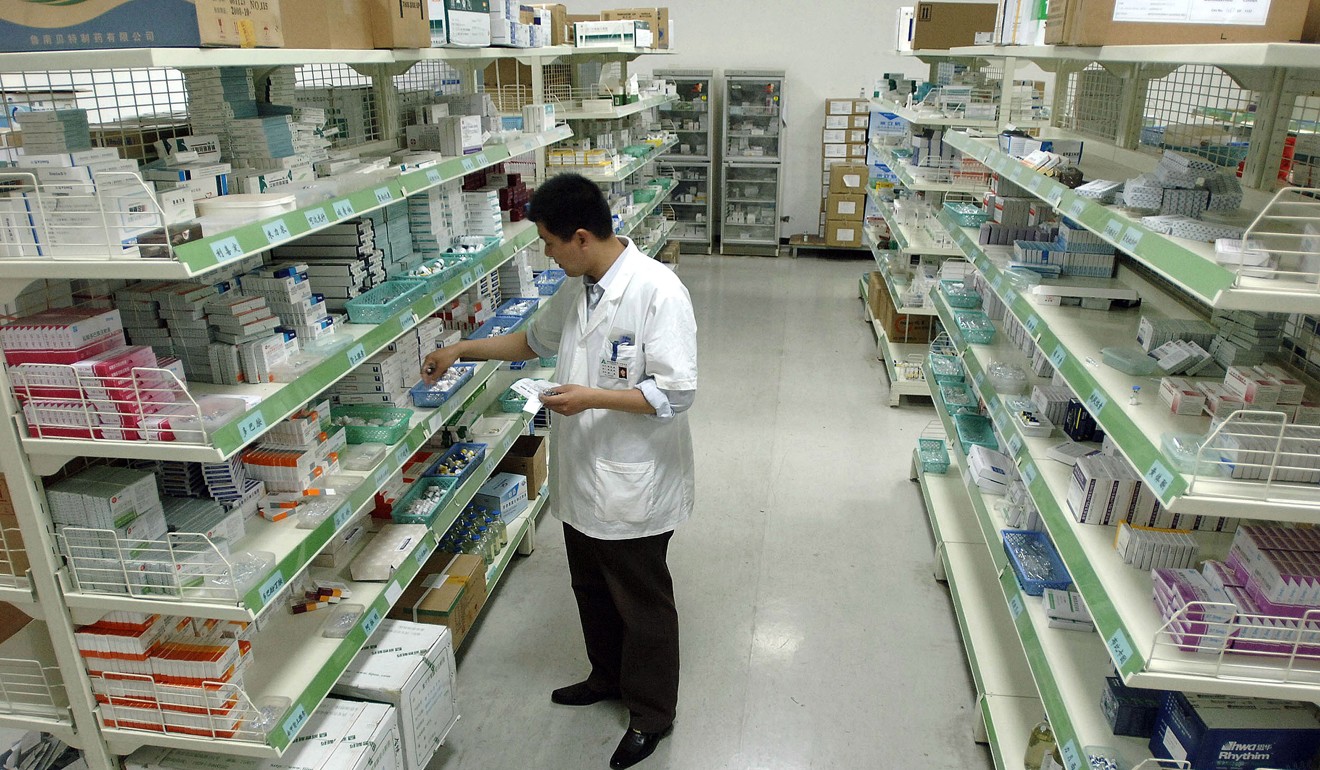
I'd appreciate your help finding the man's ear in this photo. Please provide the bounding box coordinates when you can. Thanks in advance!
[574,228,592,247]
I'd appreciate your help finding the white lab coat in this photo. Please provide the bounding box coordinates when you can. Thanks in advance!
[527,239,697,539]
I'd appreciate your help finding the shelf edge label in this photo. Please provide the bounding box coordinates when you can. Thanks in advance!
[332,199,356,219]
[374,465,391,490]
[258,570,285,605]
[1021,462,1038,487]
[425,169,443,185]
[237,411,268,442]
[262,219,291,244]
[305,208,330,228]
[332,504,352,530]
[1007,434,1024,457]
[1120,226,1143,252]
[373,187,393,205]
[395,443,411,467]
[1062,741,1082,770]
[1145,459,1175,497]
[1103,219,1124,240]
[282,704,309,740]
[1107,627,1134,668]
[210,236,244,263]
[1008,594,1024,619]
[347,343,367,368]
[361,607,382,638]
[1086,389,1108,416]
[1049,344,1067,368]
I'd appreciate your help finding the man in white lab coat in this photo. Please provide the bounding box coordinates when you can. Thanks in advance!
[421,173,697,769]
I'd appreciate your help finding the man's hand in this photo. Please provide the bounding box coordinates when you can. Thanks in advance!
[420,343,464,385]
[539,384,596,416]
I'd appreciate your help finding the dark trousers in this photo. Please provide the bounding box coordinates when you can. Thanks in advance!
[562,523,679,732]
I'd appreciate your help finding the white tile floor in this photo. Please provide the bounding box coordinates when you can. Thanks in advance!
[426,253,994,770]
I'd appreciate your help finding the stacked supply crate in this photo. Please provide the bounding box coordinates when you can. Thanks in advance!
[821,97,872,242]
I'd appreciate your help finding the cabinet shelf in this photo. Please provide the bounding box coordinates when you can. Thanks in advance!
[98,413,533,759]
[0,126,572,282]
[20,222,539,465]
[864,230,938,317]
[556,93,678,121]
[870,189,964,257]
[926,371,1155,767]
[872,141,991,194]
[0,621,76,748]
[933,289,1320,702]
[937,208,1320,520]
[859,278,929,406]
[59,360,503,624]
[942,130,1320,313]
[573,139,678,183]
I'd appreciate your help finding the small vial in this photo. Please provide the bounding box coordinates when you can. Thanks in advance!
[1129,385,1141,406]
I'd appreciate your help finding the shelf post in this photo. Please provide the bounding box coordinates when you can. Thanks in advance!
[1241,66,1290,191]
[0,366,119,770]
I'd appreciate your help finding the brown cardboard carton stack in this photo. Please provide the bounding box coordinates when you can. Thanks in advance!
[869,272,934,343]
[0,475,29,584]
[821,98,870,246]
[390,552,488,649]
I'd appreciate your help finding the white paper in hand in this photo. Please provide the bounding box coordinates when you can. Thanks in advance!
[511,378,560,414]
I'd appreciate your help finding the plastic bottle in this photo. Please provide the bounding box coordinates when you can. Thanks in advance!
[1024,721,1055,770]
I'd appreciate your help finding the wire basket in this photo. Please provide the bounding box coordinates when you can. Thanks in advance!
[344,279,428,324]
[330,406,413,444]
[939,280,982,309]
[1003,529,1073,596]
[928,352,965,385]
[390,477,459,525]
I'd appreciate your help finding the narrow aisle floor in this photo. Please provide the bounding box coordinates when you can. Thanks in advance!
[429,254,992,770]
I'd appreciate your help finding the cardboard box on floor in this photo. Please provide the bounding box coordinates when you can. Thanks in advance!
[1047,0,1318,44]
[826,220,863,248]
[600,7,670,48]
[496,434,548,500]
[281,0,374,49]
[828,163,869,196]
[389,552,487,649]
[0,0,283,51]
[869,272,934,342]
[910,1,998,49]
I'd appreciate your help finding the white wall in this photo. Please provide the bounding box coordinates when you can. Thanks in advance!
[568,0,927,242]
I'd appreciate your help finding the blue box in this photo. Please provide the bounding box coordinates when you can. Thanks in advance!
[0,0,284,52]
[1150,691,1320,770]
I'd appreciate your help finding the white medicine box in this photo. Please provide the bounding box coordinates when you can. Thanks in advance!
[474,472,528,522]
[333,620,458,770]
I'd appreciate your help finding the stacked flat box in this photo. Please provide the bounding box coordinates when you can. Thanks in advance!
[46,467,169,563]
[1210,309,1283,367]
[19,109,93,154]
[1202,173,1243,211]
[462,190,504,239]
[182,68,259,163]
[270,219,384,311]
[150,282,223,382]
[498,250,537,298]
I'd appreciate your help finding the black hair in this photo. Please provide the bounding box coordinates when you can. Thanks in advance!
[528,172,614,241]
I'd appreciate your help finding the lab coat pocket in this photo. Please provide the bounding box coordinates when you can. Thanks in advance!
[597,345,639,391]
[591,458,656,524]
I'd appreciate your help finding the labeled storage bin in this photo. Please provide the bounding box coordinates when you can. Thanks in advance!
[331,405,412,445]
[344,279,427,324]
[987,361,1029,395]
[953,413,999,452]
[954,310,996,345]
[424,442,487,483]
[409,363,476,408]
[1002,529,1073,595]
[943,201,990,227]
[918,437,951,474]
[927,353,964,385]
[390,477,459,525]
[408,254,468,292]
[939,280,982,309]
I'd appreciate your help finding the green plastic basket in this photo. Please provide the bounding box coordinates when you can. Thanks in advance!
[943,201,990,227]
[499,388,528,413]
[928,353,964,385]
[330,405,413,445]
[954,310,996,345]
[344,279,427,324]
[939,280,982,309]
[391,477,458,525]
[917,438,951,474]
[539,355,558,368]
[953,413,999,453]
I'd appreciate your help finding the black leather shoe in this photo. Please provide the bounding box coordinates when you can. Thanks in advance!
[609,726,671,769]
[550,681,620,706]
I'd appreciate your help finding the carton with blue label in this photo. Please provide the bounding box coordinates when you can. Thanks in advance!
[0,0,284,52]
[474,472,527,523]
[1150,691,1320,770]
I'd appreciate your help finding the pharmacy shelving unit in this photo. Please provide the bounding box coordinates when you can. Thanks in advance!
[886,42,1320,729]
[721,70,785,256]
[926,293,1161,768]
[0,45,587,770]
[857,273,930,408]
[654,69,714,254]
[911,450,1046,770]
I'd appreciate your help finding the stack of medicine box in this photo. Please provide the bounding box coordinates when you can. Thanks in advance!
[370,203,420,278]
[161,496,245,554]
[241,427,343,498]
[1209,309,1283,368]
[1121,150,1243,219]
[1216,526,1320,654]
[151,282,224,381]
[462,190,505,240]
[200,456,266,519]
[269,218,385,312]
[240,264,336,348]
[821,97,870,227]
[1115,521,1199,570]
[499,249,537,298]
[330,350,413,408]
[182,67,258,164]
[19,109,92,154]
[203,292,287,384]
[410,182,464,258]
[76,614,254,738]
[224,113,313,185]
[490,1,536,47]
[46,468,170,591]
[1012,220,1117,280]
[979,173,1040,246]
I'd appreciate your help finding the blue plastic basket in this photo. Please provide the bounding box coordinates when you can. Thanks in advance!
[536,269,567,296]
[391,477,459,525]
[344,279,427,324]
[953,413,998,453]
[496,297,540,319]
[424,442,487,483]
[469,314,525,340]
[1002,529,1073,596]
[409,363,476,408]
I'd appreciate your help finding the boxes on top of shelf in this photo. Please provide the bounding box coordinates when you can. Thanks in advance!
[429,0,494,48]
[0,0,284,52]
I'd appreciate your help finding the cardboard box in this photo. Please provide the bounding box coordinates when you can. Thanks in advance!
[1046,0,1312,44]
[333,620,458,770]
[496,434,548,499]
[828,163,869,196]
[390,552,487,649]
[280,0,374,49]
[826,219,862,248]
[372,0,430,48]
[868,272,933,342]
[429,0,491,47]
[1150,691,1320,770]
[532,3,571,44]
[600,7,669,48]
[911,1,998,49]
[0,0,284,51]
[825,193,865,221]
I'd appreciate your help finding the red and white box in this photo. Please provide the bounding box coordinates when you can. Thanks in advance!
[1225,366,1282,409]
[1160,377,1207,417]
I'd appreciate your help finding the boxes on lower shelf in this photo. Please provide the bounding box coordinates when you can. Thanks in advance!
[333,620,458,770]
[497,435,547,500]
[474,472,528,523]
[389,552,488,649]
[867,272,933,344]
[1150,691,1320,770]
